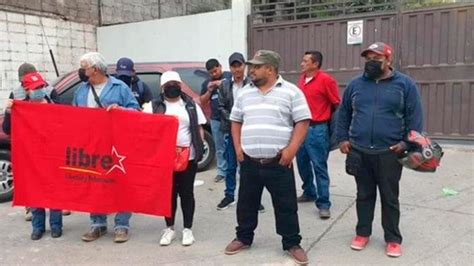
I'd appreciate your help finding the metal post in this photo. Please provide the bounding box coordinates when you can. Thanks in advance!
[40,17,60,77]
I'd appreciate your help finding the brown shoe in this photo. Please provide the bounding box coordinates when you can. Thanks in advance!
[25,207,32,222]
[114,228,129,243]
[81,226,107,242]
[287,246,308,265]
[62,210,72,216]
[224,239,250,255]
[297,194,315,203]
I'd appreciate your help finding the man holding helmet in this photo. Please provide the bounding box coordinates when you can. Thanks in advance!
[337,42,424,258]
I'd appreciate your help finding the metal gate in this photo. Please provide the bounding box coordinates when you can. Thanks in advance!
[249,1,474,139]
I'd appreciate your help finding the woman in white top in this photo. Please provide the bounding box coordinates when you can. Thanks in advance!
[143,71,206,246]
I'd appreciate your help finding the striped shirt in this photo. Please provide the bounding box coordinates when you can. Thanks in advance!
[230,76,311,158]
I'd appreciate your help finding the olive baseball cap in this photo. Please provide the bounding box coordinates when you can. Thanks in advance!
[246,50,281,69]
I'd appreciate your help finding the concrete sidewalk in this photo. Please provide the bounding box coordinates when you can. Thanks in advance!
[1,145,472,265]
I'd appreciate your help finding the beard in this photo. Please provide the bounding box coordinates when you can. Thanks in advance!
[251,76,267,87]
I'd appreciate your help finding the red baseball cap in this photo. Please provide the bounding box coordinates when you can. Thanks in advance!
[21,72,47,91]
[361,42,393,58]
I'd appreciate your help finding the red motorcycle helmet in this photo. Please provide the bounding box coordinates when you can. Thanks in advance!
[398,131,443,172]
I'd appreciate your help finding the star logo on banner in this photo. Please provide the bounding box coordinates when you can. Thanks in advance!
[106,146,127,175]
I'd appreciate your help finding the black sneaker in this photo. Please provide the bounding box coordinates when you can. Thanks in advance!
[258,204,265,213]
[31,231,44,240]
[217,197,235,210]
[51,230,62,238]
[214,175,225,183]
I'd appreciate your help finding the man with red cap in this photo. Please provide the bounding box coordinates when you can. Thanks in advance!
[336,42,423,257]
[3,71,64,240]
[4,63,69,221]
[3,72,53,134]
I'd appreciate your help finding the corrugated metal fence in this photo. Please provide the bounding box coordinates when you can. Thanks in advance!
[249,3,474,139]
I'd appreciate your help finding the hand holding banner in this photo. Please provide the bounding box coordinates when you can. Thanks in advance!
[12,101,178,217]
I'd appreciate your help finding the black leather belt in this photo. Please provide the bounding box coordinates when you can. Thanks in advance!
[310,120,329,126]
[246,154,281,165]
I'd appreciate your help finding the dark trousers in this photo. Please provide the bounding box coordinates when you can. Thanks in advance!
[236,155,302,250]
[352,148,403,244]
[165,160,198,229]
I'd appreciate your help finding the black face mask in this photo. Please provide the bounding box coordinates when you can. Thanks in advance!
[164,86,181,98]
[117,75,132,87]
[364,60,384,80]
[78,68,89,82]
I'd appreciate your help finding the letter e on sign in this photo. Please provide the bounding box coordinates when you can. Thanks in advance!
[347,20,363,45]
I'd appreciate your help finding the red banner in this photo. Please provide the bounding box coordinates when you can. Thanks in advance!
[12,101,178,217]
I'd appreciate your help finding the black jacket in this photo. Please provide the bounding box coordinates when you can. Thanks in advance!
[151,93,204,162]
[131,77,153,108]
[217,77,250,133]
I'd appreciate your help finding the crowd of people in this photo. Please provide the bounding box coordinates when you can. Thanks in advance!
[4,41,423,265]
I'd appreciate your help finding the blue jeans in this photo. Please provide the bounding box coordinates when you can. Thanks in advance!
[296,124,331,210]
[224,133,237,199]
[210,119,227,177]
[90,212,132,230]
[32,208,62,233]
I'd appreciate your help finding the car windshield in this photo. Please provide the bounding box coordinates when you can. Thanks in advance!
[55,66,208,105]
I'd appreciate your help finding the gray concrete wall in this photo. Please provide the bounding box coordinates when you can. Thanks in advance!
[0,0,230,106]
[0,0,230,26]
[0,11,96,101]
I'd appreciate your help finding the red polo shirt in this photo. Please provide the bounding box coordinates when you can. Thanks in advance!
[297,71,341,122]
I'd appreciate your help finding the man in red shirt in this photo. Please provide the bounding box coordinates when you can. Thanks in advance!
[296,51,340,219]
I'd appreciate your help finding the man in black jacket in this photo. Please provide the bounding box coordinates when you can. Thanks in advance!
[115,57,153,108]
[216,53,248,210]
[216,53,265,212]
[200,59,232,183]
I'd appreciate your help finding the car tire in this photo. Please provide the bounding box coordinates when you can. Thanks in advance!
[0,150,13,203]
[197,130,215,172]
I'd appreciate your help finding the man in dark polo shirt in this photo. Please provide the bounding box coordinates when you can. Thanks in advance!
[200,59,232,183]
[224,50,311,265]
[296,51,340,219]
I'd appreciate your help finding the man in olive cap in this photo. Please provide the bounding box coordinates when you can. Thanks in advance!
[225,50,311,265]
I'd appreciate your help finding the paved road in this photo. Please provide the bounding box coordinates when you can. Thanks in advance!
[1,145,472,265]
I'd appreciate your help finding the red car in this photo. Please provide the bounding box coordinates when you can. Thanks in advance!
[0,62,214,202]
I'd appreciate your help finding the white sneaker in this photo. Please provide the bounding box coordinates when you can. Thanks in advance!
[159,228,176,246]
[182,228,195,246]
